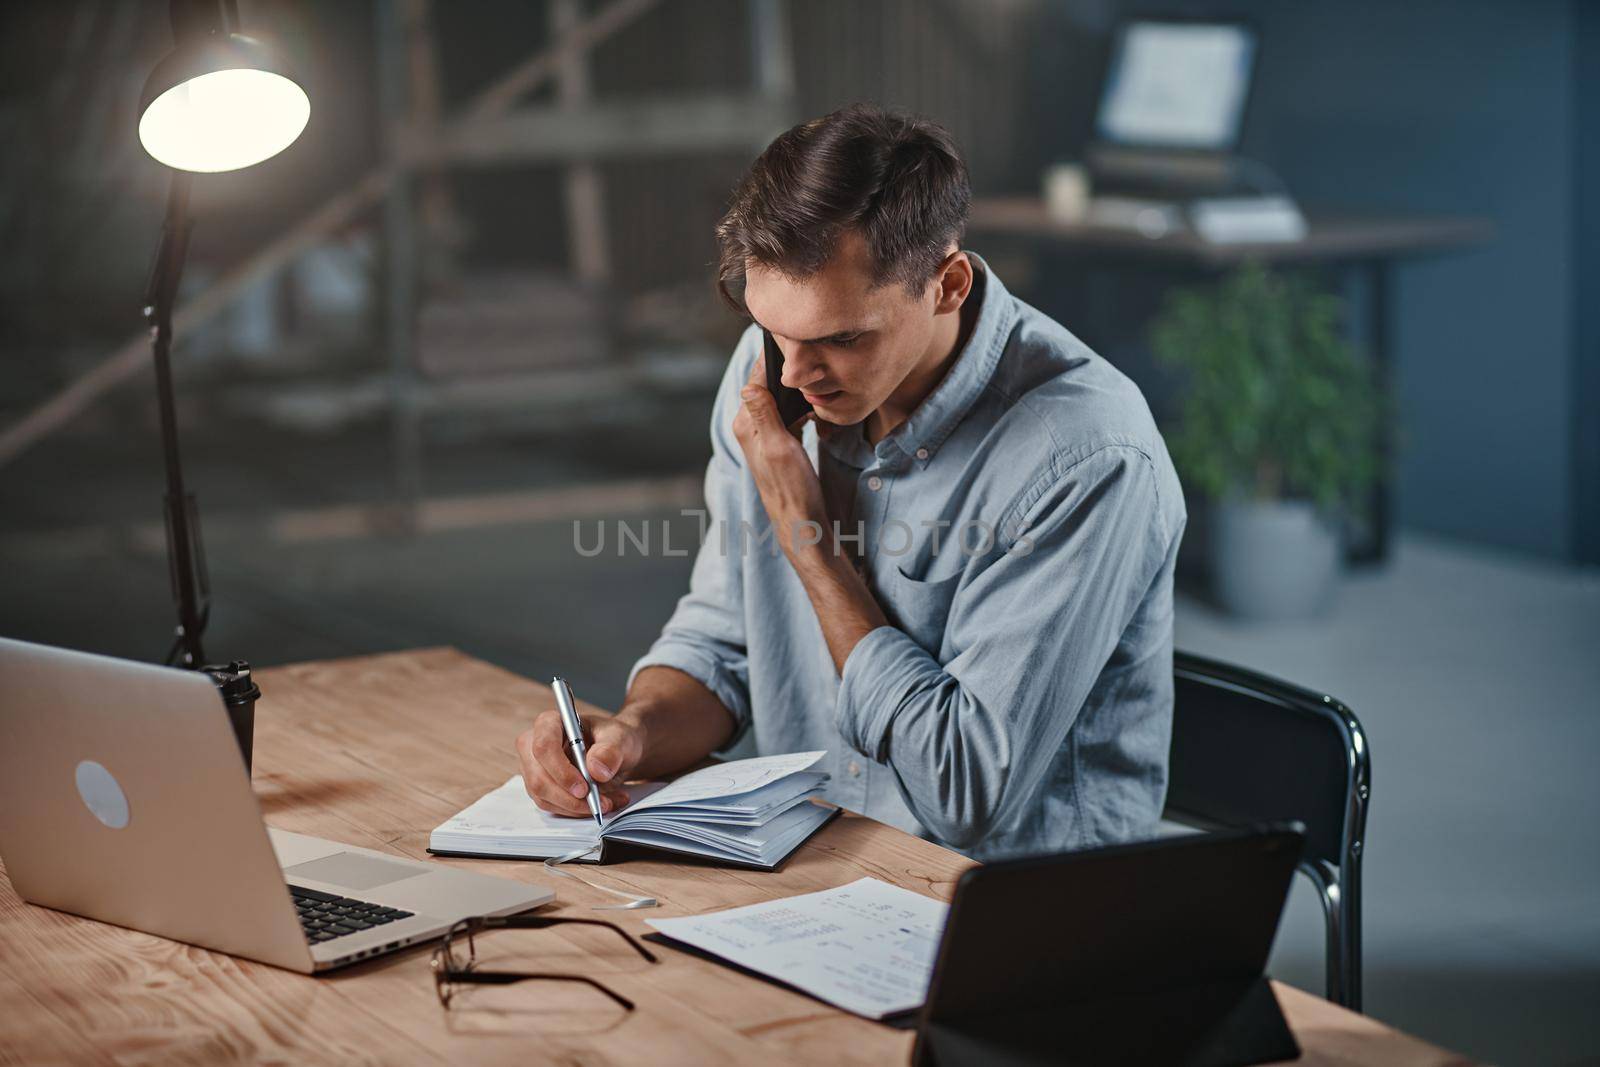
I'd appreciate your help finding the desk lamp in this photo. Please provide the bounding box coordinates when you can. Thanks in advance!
[135,0,308,765]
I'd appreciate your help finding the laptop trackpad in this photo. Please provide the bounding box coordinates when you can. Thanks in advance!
[284,851,428,892]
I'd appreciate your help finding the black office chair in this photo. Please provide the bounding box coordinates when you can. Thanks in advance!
[1163,651,1371,1012]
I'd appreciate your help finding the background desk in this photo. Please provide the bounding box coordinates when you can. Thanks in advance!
[0,648,1470,1065]
[968,197,1493,565]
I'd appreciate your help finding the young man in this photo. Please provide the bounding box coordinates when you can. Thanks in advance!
[517,104,1185,859]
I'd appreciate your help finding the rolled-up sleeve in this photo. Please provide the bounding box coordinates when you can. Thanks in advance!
[627,331,759,740]
[835,444,1175,850]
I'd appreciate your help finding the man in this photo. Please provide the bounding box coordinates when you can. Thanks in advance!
[517,104,1185,860]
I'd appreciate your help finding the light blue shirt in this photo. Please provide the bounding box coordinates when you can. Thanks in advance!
[630,257,1186,860]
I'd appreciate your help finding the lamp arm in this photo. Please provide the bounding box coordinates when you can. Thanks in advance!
[143,171,210,668]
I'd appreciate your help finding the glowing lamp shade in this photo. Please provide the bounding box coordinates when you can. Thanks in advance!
[138,35,309,173]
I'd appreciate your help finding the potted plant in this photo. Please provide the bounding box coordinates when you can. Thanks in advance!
[1151,263,1385,619]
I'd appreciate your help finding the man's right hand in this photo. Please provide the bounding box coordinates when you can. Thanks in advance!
[514,709,641,818]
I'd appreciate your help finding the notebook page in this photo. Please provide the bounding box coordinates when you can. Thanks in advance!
[431,777,665,853]
[608,801,832,867]
[610,795,830,862]
[617,751,826,818]
[644,772,827,819]
[646,877,948,1018]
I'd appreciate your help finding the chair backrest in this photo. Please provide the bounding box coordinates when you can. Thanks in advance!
[1165,651,1369,872]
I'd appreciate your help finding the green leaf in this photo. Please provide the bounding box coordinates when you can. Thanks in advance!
[1149,262,1390,508]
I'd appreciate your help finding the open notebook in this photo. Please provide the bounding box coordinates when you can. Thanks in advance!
[428,751,837,871]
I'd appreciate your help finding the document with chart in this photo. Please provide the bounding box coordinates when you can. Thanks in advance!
[646,877,950,1018]
[428,751,836,870]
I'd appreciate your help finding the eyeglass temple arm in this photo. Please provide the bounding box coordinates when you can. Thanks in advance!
[444,971,636,1011]
[487,915,659,963]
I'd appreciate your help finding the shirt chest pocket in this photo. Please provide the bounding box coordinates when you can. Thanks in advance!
[873,563,964,658]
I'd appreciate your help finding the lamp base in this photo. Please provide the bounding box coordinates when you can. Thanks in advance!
[202,661,261,774]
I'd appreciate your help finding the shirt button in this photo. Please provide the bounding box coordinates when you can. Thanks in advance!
[847,761,862,777]
[915,447,929,460]
[866,476,883,491]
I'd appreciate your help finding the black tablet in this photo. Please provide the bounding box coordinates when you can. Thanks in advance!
[913,824,1305,1067]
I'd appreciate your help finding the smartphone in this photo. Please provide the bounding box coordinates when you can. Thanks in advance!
[762,329,814,429]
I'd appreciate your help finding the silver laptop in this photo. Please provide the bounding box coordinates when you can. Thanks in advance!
[0,637,553,973]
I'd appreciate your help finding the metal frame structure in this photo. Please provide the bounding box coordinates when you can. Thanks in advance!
[373,0,794,517]
[1165,650,1371,1011]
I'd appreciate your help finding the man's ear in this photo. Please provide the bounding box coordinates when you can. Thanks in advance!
[932,250,973,316]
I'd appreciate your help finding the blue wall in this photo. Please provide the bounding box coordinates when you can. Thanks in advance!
[1046,0,1589,560]
[1577,1,1600,565]
[1233,0,1576,560]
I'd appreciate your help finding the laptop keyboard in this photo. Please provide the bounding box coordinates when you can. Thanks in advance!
[290,885,414,943]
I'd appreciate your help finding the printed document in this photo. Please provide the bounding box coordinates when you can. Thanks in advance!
[646,877,949,1018]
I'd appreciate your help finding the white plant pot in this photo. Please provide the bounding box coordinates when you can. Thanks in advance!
[1210,499,1341,620]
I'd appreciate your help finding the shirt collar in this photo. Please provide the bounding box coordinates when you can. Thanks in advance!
[822,252,1014,470]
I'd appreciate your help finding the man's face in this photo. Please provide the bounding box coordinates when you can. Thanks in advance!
[742,231,945,427]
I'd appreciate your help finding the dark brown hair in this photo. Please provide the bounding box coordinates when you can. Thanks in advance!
[715,104,971,311]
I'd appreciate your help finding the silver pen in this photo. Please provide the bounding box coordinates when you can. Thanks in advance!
[552,676,605,828]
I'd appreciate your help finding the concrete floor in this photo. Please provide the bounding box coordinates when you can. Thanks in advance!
[1176,540,1600,1067]
[2,419,1597,1064]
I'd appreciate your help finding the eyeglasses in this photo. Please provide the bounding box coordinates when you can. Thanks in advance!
[431,914,658,1012]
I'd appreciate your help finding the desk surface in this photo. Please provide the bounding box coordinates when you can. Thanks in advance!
[0,648,1471,1065]
[969,195,1493,268]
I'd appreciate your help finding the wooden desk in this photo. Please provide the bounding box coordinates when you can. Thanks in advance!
[1,649,1470,1065]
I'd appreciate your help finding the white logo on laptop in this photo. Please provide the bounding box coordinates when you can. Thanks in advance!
[74,760,130,829]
